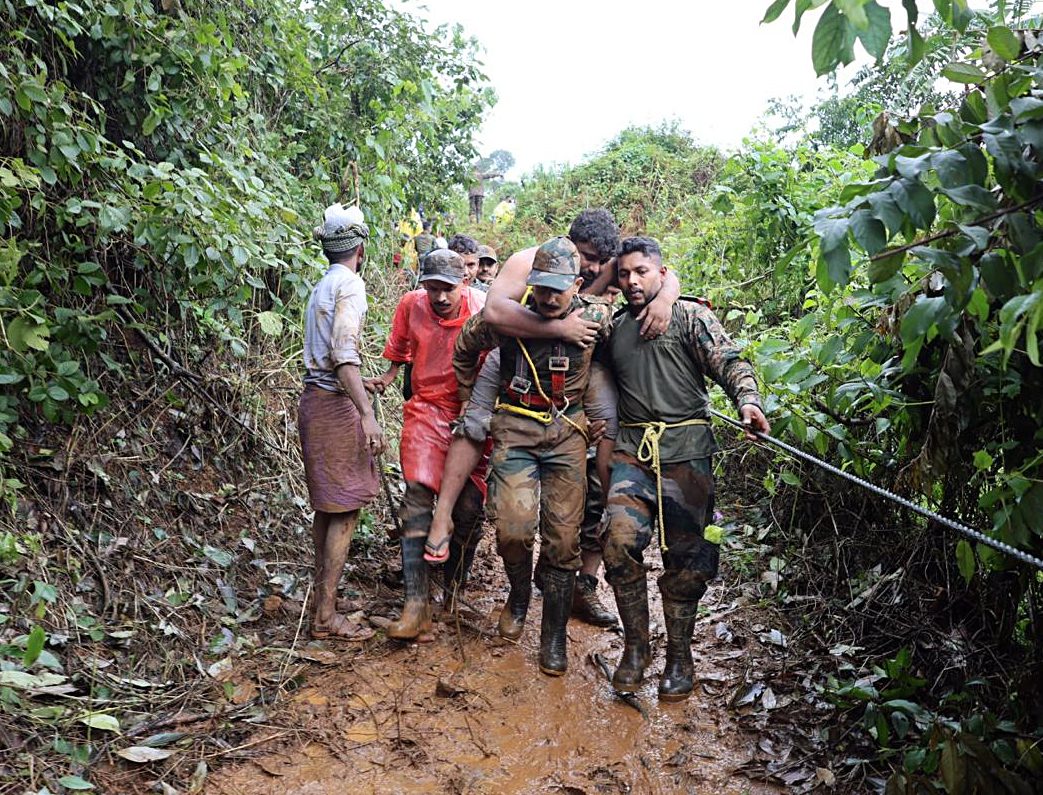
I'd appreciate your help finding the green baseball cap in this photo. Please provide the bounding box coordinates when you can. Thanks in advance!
[477,244,498,263]
[525,236,580,292]
[419,249,466,285]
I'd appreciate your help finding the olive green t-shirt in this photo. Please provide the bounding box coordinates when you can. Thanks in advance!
[606,300,762,463]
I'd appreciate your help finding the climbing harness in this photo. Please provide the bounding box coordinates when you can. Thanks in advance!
[619,419,709,553]
[709,408,1043,572]
[496,288,589,444]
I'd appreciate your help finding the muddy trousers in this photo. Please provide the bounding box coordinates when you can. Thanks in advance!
[487,416,587,572]
[400,479,485,588]
[601,454,718,600]
[602,454,717,698]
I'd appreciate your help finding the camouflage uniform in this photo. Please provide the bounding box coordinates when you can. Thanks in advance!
[453,236,613,674]
[454,303,613,571]
[601,297,762,699]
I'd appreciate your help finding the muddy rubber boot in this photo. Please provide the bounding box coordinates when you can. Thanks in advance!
[538,566,576,676]
[388,536,431,639]
[497,553,532,640]
[571,573,618,627]
[611,579,652,691]
[443,540,476,614]
[533,551,547,592]
[658,597,699,701]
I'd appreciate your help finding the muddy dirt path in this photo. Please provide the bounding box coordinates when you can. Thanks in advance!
[211,540,786,795]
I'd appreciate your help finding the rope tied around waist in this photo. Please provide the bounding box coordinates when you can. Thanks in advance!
[499,286,589,444]
[620,419,709,551]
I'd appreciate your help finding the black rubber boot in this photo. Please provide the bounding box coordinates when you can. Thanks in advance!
[572,573,618,627]
[388,536,430,639]
[538,566,576,676]
[497,552,532,640]
[611,578,652,691]
[658,597,699,701]
[443,539,476,614]
[533,551,547,591]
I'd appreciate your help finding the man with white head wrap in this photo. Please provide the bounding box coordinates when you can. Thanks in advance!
[298,203,386,639]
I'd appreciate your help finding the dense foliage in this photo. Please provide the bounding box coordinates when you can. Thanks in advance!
[0,0,493,496]
[0,1,493,789]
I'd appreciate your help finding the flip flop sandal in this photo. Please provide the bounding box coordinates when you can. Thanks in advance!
[423,536,451,563]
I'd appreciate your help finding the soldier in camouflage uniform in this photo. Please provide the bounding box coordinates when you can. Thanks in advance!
[454,237,614,676]
[601,237,770,701]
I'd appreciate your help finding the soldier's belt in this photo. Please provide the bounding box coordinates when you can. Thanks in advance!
[503,386,581,410]
[619,419,710,552]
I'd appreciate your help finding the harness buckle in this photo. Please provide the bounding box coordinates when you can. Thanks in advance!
[548,356,569,372]
[509,375,531,394]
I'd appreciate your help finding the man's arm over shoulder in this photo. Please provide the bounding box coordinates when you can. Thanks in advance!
[453,311,500,402]
[687,303,763,411]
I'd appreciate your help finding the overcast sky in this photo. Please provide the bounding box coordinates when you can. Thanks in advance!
[406,0,865,176]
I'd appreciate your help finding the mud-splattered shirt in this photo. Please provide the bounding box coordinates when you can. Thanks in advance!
[302,263,366,392]
[607,300,762,463]
[453,294,614,407]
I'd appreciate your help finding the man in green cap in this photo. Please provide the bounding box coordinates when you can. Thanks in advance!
[474,244,499,291]
[601,236,770,701]
[453,237,614,676]
[365,249,489,641]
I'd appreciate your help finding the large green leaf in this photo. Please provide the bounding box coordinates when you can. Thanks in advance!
[812,3,854,76]
[938,184,997,211]
[941,61,986,84]
[956,539,975,585]
[856,0,891,60]
[867,250,905,283]
[900,296,947,345]
[23,625,45,667]
[987,26,1021,61]
[849,209,886,255]
[890,179,935,231]
[761,0,792,24]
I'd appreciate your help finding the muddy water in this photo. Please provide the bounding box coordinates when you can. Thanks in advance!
[213,572,778,795]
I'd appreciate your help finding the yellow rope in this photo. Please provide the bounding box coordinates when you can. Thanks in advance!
[620,419,709,551]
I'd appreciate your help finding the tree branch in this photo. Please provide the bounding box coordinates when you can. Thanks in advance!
[870,194,1043,261]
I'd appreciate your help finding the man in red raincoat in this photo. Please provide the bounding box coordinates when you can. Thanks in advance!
[366,249,491,640]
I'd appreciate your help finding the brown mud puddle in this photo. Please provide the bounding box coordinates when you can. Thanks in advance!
[212,547,781,795]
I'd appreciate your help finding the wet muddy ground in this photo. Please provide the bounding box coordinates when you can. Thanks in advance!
[209,536,803,795]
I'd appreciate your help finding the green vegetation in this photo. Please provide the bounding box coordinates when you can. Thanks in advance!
[457,4,1043,788]
[3,0,1043,791]
[0,0,490,789]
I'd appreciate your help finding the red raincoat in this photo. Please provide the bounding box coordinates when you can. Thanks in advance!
[383,287,491,496]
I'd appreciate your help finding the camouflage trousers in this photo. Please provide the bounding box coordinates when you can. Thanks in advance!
[488,411,587,571]
[400,479,484,549]
[580,454,605,554]
[601,453,718,602]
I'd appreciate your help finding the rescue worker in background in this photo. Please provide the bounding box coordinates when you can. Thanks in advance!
[492,196,515,227]
[469,166,503,223]
[299,204,386,639]
[413,218,436,261]
[453,237,614,676]
[601,236,770,701]
[473,244,499,292]
[365,250,489,640]
[449,234,480,286]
